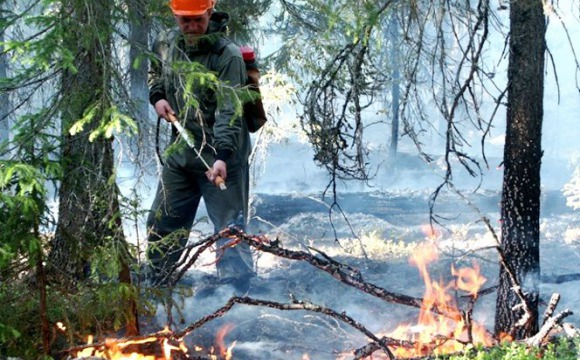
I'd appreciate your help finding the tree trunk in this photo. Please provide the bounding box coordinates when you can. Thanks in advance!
[127,0,152,160]
[48,0,140,336]
[0,23,9,148]
[49,0,124,281]
[388,13,400,158]
[494,0,546,339]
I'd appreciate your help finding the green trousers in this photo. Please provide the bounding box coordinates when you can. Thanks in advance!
[145,149,254,284]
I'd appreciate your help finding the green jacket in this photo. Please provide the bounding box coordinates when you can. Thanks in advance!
[149,12,250,166]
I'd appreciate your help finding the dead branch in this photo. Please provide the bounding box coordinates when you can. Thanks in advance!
[562,323,580,338]
[353,336,415,359]
[153,229,226,287]
[524,309,573,347]
[172,227,478,322]
[167,235,219,287]
[236,229,427,311]
[542,293,560,326]
[173,296,397,359]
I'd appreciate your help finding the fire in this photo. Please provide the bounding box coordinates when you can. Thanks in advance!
[420,224,442,240]
[387,242,494,358]
[73,333,187,360]
[73,324,236,360]
[451,262,486,298]
[214,323,236,360]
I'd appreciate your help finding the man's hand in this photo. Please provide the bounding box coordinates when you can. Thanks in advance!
[154,99,175,122]
[206,160,227,188]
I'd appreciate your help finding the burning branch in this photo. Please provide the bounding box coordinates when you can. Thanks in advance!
[65,329,189,360]
[447,182,537,334]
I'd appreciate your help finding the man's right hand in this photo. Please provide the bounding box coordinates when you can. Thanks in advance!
[154,99,175,122]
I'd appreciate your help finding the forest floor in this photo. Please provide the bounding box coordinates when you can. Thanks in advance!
[138,188,580,360]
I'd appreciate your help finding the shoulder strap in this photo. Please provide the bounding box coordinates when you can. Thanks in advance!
[211,36,231,57]
[206,36,231,72]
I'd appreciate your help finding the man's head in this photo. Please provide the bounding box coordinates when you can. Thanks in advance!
[170,0,216,38]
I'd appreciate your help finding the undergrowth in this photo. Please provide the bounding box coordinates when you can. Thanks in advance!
[439,336,580,360]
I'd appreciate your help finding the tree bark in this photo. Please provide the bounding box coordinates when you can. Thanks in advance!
[388,13,399,158]
[0,20,9,147]
[128,0,149,119]
[127,0,152,160]
[48,0,139,336]
[49,0,125,281]
[494,0,546,339]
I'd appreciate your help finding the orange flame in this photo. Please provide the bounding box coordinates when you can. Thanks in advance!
[499,332,513,342]
[215,323,236,360]
[420,224,441,240]
[387,242,493,358]
[452,262,486,298]
[74,333,188,360]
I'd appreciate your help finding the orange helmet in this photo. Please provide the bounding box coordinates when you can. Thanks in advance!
[170,0,216,16]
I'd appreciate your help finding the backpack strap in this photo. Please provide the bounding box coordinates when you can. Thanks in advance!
[207,36,231,72]
[211,36,231,56]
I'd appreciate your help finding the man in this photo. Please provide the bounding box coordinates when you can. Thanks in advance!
[146,0,254,292]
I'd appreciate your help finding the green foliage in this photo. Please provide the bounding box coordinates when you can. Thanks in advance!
[0,278,145,358]
[268,0,385,84]
[217,0,273,45]
[437,337,580,360]
[0,1,149,356]
[69,103,138,141]
[0,323,21,347]
[0,161,49,267]
[265,1,395,182]
[171,59,261,127]
[0,283,42,358]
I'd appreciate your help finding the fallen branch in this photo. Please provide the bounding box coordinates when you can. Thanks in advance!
[353,336,415,359]
[542,293,560,326]
[525,309,573,347]
[225,228,430,312]
[173,295,399,359]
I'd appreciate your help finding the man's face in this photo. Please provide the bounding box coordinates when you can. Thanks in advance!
[175,11,211,42]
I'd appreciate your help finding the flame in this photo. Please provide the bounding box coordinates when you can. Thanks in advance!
[451,262,486,298]
[72,321,237,360]
[499,332,513,342]
[387,242,494,358]
[215,323,236,360]
[73,333,188,360]
[420,224,441,240]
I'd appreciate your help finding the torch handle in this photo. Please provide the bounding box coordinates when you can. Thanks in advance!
[215,176,227,191]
